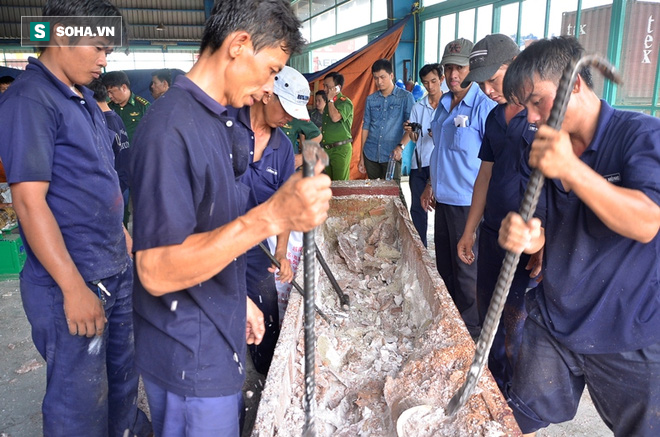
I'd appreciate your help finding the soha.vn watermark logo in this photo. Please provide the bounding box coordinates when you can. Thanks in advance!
[21,16,123,47]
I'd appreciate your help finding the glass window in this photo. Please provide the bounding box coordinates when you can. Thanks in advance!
[423,0,447,6]
[337,0,370,33]
[301,20,311,44]
[107,51,136,71]
[162,52,196,72]
[439,13,456,55]
[292,0,310,21]
[475,5,493,43]
[1,52,32,69]
[312,0,335,16]
[497,2,519,41]
[458,9,476,42]
[310,35,368,72]
[311,9,336,42]
[423,18,439,65]
[520,0,546,45]
[372,0,387,22]
[548,0,577,37]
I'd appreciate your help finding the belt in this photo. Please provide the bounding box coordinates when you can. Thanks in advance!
[321,138,352,149]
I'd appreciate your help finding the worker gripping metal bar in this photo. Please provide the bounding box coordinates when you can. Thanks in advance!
[446,55,622,417]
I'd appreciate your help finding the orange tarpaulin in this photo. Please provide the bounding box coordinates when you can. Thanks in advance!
[305,15,411,180]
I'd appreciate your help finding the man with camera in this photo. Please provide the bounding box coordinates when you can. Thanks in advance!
[402,63,444,247]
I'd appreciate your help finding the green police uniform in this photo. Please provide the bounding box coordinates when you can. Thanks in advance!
[280,118,322,154]
[321,93,354,180]
[108,93,150,142]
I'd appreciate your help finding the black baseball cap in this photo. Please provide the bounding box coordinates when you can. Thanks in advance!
[461,34,519,88]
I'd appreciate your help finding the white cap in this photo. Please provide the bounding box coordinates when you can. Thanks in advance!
[273,66,310,121]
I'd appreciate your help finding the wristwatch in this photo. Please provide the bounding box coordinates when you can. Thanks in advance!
[397,143,405,151]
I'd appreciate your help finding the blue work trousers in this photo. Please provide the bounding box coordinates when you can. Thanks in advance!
[246,246,280,375]
[434,202,480,337]
[21,263,151,437]
[409,166,430,247]
[507,289,660,436]
[477,228,537,393]
[143,377,243,437]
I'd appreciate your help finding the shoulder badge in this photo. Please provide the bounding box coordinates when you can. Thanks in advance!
[135,96,150,106]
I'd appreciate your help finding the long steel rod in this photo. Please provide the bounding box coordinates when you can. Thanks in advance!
[256,242,332,325]
[301,142,318,437]
[315,244,350,310]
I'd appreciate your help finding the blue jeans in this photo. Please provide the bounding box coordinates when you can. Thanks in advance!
[507,289,660,436]
[409,166,430,247]
[21,262,151,437]
[143,377,243,437]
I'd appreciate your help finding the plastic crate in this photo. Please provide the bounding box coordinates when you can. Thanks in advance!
[0,232,26,280]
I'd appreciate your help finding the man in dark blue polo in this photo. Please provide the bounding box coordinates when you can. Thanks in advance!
[499,37,660,436]
[129,1,332,435]
[235,66,310,375]
[0,1,150,435]
[456,34,541,394]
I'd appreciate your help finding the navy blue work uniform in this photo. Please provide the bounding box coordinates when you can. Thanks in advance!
[0,57,150,437]
[507,102,660,436]
[232,106,295,375]
[476,104,539,393]
[130,76,250,436]
[103,110,130,194]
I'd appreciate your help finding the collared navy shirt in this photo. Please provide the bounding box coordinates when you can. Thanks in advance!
[103,109,130,192]
[0,57,126,286]
[531,101,660,354]
[232,106,295,278]
[479,104,537,233]
[130,75,250,397]
[363,86,414,163]
[232,106,295,212]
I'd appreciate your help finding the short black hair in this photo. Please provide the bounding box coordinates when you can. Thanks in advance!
[503,36,594,105]
[152,68,172,86]
[86,78,108,102]
[200,0,304,56]
[372,58,393,74]
[0,76,15,85]
[324,72,344,88]
[42,0,126,48]
[102,71,130,89]
[419,63,443,80]
[315,90,327,102]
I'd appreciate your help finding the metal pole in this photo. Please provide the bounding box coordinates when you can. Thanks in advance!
[301,141,320,437]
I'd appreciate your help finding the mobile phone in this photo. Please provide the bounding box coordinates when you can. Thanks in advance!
[335,86,340,93]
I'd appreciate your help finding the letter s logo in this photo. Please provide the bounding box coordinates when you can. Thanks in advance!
[34,24,45,39]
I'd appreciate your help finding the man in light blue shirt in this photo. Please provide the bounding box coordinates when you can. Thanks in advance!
[422,38,497,337]
[359,59,414,181]
[402,63,444,247]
